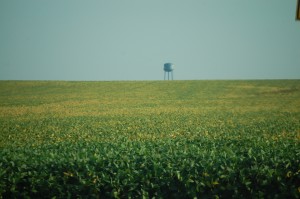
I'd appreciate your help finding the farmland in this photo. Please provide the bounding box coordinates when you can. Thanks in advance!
[0,80,299,198]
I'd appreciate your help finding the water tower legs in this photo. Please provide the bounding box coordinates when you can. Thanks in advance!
[164,71,173,80]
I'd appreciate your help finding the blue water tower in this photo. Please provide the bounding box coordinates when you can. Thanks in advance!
[163,63,174,80]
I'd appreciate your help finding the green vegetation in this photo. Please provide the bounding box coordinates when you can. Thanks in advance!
[0,80,299,198]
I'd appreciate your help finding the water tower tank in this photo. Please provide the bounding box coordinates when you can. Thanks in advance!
[164,63,174,72]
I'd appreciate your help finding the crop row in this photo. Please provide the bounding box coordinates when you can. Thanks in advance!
[1,130,299,198]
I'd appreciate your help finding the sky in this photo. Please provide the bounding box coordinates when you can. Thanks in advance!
[0,0,299,81]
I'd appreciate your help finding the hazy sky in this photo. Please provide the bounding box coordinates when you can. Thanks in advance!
[1,0,299,80]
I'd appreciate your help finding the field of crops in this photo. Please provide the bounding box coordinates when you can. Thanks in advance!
[0,80,299,198]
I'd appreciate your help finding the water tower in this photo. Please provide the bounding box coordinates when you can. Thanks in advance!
[164,63,174,80]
